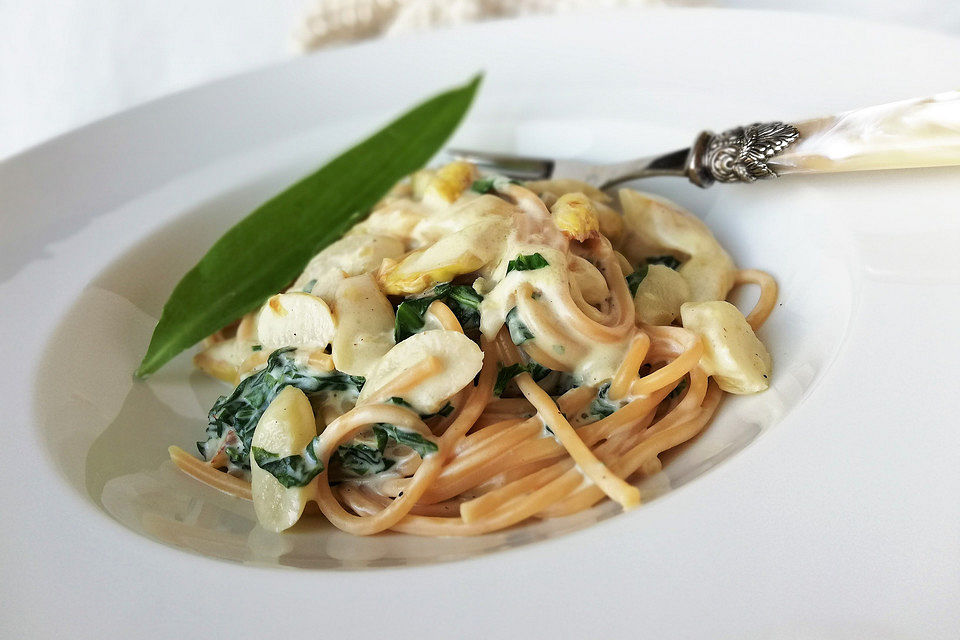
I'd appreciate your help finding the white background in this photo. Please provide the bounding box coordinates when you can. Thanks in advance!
[4,0,960,161]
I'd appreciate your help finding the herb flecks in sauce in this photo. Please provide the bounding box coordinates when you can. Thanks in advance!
[507,253,549,273]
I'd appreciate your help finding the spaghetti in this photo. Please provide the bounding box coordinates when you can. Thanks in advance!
[174,163,777,536]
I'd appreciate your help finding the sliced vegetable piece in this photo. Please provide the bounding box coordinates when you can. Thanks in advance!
[332,274,396,377]
[193,338,245,383]
[358,330,483,414]
[378,218,509,295]
[409,193,517,247]
[678,254,737,305]
[618,189,736,302]
[348,205,426,243]
[680,301,772,394]
[422,160,477,205]
[633,264,691,325]
[550,192,600,242]
[410,168,436,200]
[291,234,405,302]
[250,386,318,532]
[257,292,336,350]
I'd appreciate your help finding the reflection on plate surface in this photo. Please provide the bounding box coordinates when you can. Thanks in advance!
[33,117,855,569]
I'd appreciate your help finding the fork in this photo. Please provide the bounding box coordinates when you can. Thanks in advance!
[449,91,960,189]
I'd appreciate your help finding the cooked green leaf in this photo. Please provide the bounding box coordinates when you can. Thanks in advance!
[394,296,435,342]
[333,430,394,477]
[200,347,364,468]
[505,307,534,344]
[334,444,394,477]
[470,177,497,193]
[526,361,552,382]
[387,396,454,420]
[436,282,482,312]
[331,421,438,477]
[626,264,648,296]
[252,436,324,488]
[470,175,520,194]
[386,396,415,410]
[666,378,688,400]
[136,74,483,376]
[373,424,438,458]
[437,403,455,417]
[394,282,483,342]
[494,363,528,396]
[507,253,549,273]
[587,383,618,421]
[493,360,552,396]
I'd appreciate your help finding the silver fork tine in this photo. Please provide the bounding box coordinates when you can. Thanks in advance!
[446,148,555,181]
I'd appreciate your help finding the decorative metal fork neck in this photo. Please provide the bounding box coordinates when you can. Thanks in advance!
[687,122,801,187]
[449,120,802,190]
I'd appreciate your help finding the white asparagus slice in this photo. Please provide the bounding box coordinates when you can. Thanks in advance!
[332,273,396,378]
[257,292,336,351]
[250,386,318,532]
[680,301,772,394]
[633,264,690,325]
[290,234,405,302]
[618,189,736,303]
[358,330,483,414]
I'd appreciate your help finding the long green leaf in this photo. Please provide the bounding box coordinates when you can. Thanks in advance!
[136,74,483,377]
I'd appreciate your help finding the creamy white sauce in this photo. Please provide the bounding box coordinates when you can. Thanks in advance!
[479,242,629,386]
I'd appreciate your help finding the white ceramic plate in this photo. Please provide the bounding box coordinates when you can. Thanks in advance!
[3,8,959,638]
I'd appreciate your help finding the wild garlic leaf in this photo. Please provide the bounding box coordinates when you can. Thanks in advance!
[373,424,438,458]
[666,378,688,400]
[252,436,324,488]
[386,396,416,410]
[470,176,520,194]
[507,253,549,273]
[332,421,438,478]
[202,347,364,468]
[333,442,394,477]
[505,307,534,344]
[494,359,553,396]
[626,264,648,296]
[435,282,482,312]
[394,296,437,342]
[470,177,497,193]
[526,361,551,382]
[387,396,454,420]
[587,383,618,421]
[494,363,528,396]
[136,74,483,376]
[393,282,483,342]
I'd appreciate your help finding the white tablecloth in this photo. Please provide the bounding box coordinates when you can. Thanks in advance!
[3,0,960,160]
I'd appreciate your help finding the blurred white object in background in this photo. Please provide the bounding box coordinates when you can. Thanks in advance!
[295,0,674,51]
[3,0,960,161]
